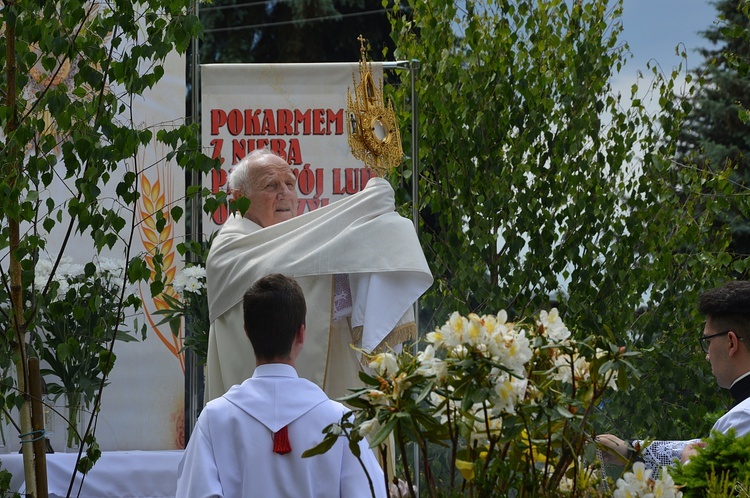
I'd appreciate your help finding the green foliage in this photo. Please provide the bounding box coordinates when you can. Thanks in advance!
[31,259,139,448]
[387,0,737,442]
[670,430,750,498]
[0,0,215,486]
[0,462,21,498]
[675,0,750,261]
[154,234,215,363]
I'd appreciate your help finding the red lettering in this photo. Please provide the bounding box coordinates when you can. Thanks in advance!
[269,139,287,159]
[331,168,370,195]
[344,168,359,194]
[213,108,348,136]
[232,138,295,163]
[360,168,374,189]
[298,164,314,196]
[298,198,324,215]
[277,109,293,135]
[212,204,228,225]
[327,109,344,135]
[232,139,246,164]
[245,109,262,135]
[313,108,326,135]
[226,109,243,136]
[287,139,301,165]
[211,169,229,225]
[261,109,276,135]
[315,168,324,198]
[332,168,345,195]
[295,109,311,135]
[211,168,227,193]
[210,109,226,135]
[210,138,225,165]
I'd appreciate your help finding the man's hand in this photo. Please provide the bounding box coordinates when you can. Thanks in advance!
[596,434,630,464]
[680,440,706,464]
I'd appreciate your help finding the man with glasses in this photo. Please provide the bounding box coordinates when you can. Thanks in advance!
[598,280,750,469]
[681,280,750,459]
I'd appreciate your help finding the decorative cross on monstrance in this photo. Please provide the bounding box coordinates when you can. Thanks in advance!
[346,35,404,177]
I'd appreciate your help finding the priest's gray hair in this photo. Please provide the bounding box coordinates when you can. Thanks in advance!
[228,148,281,196]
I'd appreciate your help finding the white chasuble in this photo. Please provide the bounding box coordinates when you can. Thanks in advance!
[205,177,433,401]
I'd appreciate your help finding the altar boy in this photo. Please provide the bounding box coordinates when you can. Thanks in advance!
[176,273,385,497]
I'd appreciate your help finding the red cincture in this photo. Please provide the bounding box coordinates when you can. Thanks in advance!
[273,426,291,454]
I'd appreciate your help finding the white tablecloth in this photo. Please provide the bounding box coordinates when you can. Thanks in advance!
[0,450,183,497]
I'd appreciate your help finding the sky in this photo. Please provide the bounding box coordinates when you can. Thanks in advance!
[617,0,719,91]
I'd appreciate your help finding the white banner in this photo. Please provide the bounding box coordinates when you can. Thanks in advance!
[200,62,383,228]
[0,50,188,453]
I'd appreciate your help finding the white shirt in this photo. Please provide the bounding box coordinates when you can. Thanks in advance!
[711,396,750,437]
[176,364,386,498]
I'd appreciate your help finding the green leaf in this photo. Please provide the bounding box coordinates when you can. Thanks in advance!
[301,434,338,458]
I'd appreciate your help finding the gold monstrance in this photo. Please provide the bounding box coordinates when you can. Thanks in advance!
[346,36,403,177]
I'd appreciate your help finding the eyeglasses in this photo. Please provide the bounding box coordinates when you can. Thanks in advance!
[699,330,731,353]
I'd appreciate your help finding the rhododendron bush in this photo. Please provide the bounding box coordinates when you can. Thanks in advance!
[305,310,657,497]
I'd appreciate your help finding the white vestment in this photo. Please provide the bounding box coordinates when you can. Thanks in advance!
[176,364,386,498]
[711,396,750,437]
[205,177,433,401]
[637,374,750,475]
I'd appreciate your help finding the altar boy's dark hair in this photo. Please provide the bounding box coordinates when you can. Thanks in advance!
[243,273,306,360]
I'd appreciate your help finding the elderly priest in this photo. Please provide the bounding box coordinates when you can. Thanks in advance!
[204,148,433,402]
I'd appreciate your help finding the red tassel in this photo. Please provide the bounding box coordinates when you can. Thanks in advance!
[273,426,291,454]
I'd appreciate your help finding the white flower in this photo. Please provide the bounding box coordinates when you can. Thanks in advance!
[490,372,527,415]
[465,313,489,347]
[596,348,620,391]
[392,372,411,398]
[428,392,451,425]
[613,461,681,498]
[182,266,206,279]
[449,344,470,359]
[368,352,399,378]
[389,479,414,498]
[57,260,85,281]
[416,345,447,382]
[471,419,503,447]
[430,311,468,349]
[184,279,204,293]
[95,257,125,276]
[489,326,532,377]
[652,467,681,498]
[483,310,508,334]
[173,265,206,294]
[34,259,55,288]
[34,258,84,299]
[558,476,574,493]
[362,389,390,406]
[329,423,343,436]
[358,417,381,438]
[552,352,590,384]
[538,308,571,343]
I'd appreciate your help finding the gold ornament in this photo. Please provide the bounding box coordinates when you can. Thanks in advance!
[346,36,403,177]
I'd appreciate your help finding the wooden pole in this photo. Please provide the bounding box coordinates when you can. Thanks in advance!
[28,358,49,498]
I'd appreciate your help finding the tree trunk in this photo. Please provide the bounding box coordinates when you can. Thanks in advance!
[5,1,39,494]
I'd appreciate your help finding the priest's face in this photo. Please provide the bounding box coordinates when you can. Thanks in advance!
[244,156,298,227]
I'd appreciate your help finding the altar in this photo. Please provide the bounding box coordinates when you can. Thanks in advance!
[0,450,183,497]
